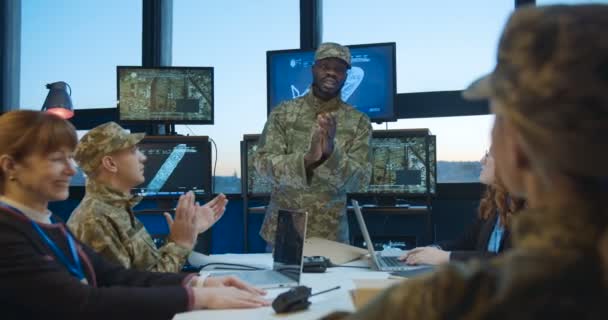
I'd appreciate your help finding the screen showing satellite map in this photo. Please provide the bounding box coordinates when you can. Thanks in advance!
[367,132,436,195]
[132,137,211,197]
[243,130,436,196]
[243,135,273,196]
[117,66,214,124]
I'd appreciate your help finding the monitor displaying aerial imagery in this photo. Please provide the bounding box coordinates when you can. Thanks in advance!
[241,134,273,196]
[117,66,214,124]
[365,129,436,195]
[241,129,436,197]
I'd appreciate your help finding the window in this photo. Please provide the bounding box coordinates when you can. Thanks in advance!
[172,0,300,193]
[20,0,142,110]
[374,115,494,183]
[323,0,513,93]
[324,1,509,182]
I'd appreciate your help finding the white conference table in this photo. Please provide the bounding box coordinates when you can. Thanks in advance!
[173,253,393,320]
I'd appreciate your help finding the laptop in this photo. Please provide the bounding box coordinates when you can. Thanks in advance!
[208,210,308,289]
[352,199,434,274]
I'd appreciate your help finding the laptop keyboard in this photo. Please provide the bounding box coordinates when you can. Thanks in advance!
[378,255,403,267]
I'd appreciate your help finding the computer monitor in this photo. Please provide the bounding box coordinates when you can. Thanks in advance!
[132,136,212,198]
[362,129,436,196]
[117,66,214,124]
[266,42,396,123]
[241,134,273,196]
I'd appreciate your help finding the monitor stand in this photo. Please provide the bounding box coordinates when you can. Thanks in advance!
[147,124,177,136]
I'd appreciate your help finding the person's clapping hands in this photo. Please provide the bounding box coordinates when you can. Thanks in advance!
[193,193,228,234]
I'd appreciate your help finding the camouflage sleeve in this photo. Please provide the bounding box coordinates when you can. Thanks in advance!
[254,108,309,189]
[326,262,497,320]
[148,241,191,273]
[312,115,372,192]
[70,217,135,269]
[71,216,189,273]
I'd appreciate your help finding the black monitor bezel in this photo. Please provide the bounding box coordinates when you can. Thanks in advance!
[350,128,437,198]
[133,135,212,199]
[241,129,436,199]
[266,42,397,123]
[116,66,215,125]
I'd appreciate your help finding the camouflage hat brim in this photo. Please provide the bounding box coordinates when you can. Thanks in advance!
[462,73,493,101]
[126,132,145,149]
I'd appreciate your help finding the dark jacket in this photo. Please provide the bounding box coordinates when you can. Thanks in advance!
[0,206,194,320]
[327,204,608,319]
[438,214,511,261]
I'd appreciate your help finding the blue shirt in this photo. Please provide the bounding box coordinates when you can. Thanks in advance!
[487,216,505,253]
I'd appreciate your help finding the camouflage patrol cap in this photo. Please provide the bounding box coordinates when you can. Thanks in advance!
[314,42,351,67]
[463,4,608,102]
[463,4,608,177]
[75,122,145,175]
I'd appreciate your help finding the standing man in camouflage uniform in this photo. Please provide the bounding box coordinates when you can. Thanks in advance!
[68,122,228,272]
[255,42,372,245]
[325,4,608,319]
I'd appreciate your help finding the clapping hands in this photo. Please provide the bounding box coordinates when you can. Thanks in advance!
[164,192,228,249]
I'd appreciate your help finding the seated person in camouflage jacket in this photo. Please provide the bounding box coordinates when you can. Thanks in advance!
[326,4,608,319]
[68,122,227,272]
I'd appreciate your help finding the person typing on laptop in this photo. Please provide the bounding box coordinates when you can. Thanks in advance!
[400,152,525,266]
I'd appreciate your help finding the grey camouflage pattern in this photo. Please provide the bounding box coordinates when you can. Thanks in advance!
[254,90,372,244]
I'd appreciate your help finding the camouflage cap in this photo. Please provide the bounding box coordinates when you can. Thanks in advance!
[75,122,145,175]
[463,4,608,177]
[314,42,351,67]
[463,4,608,102]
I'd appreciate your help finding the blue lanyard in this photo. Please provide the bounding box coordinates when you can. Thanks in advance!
[0,202,86,282]
[487,216,505,253]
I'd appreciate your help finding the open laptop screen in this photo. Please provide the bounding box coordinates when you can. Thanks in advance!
[273,210,307,283]
[351,200,379,259]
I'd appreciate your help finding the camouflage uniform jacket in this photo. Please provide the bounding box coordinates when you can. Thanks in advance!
[255,91,372,243]
[328,203,608,319]
[67,180,191,272]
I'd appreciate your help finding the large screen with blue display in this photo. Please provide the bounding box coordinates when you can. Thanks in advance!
[266,42,396,123]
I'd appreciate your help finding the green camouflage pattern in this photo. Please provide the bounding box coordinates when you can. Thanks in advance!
[75,122,145,176]
[254,91,372,244]
[325,203,606,319]
[315,42,351,66]
[67,180,190,272]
